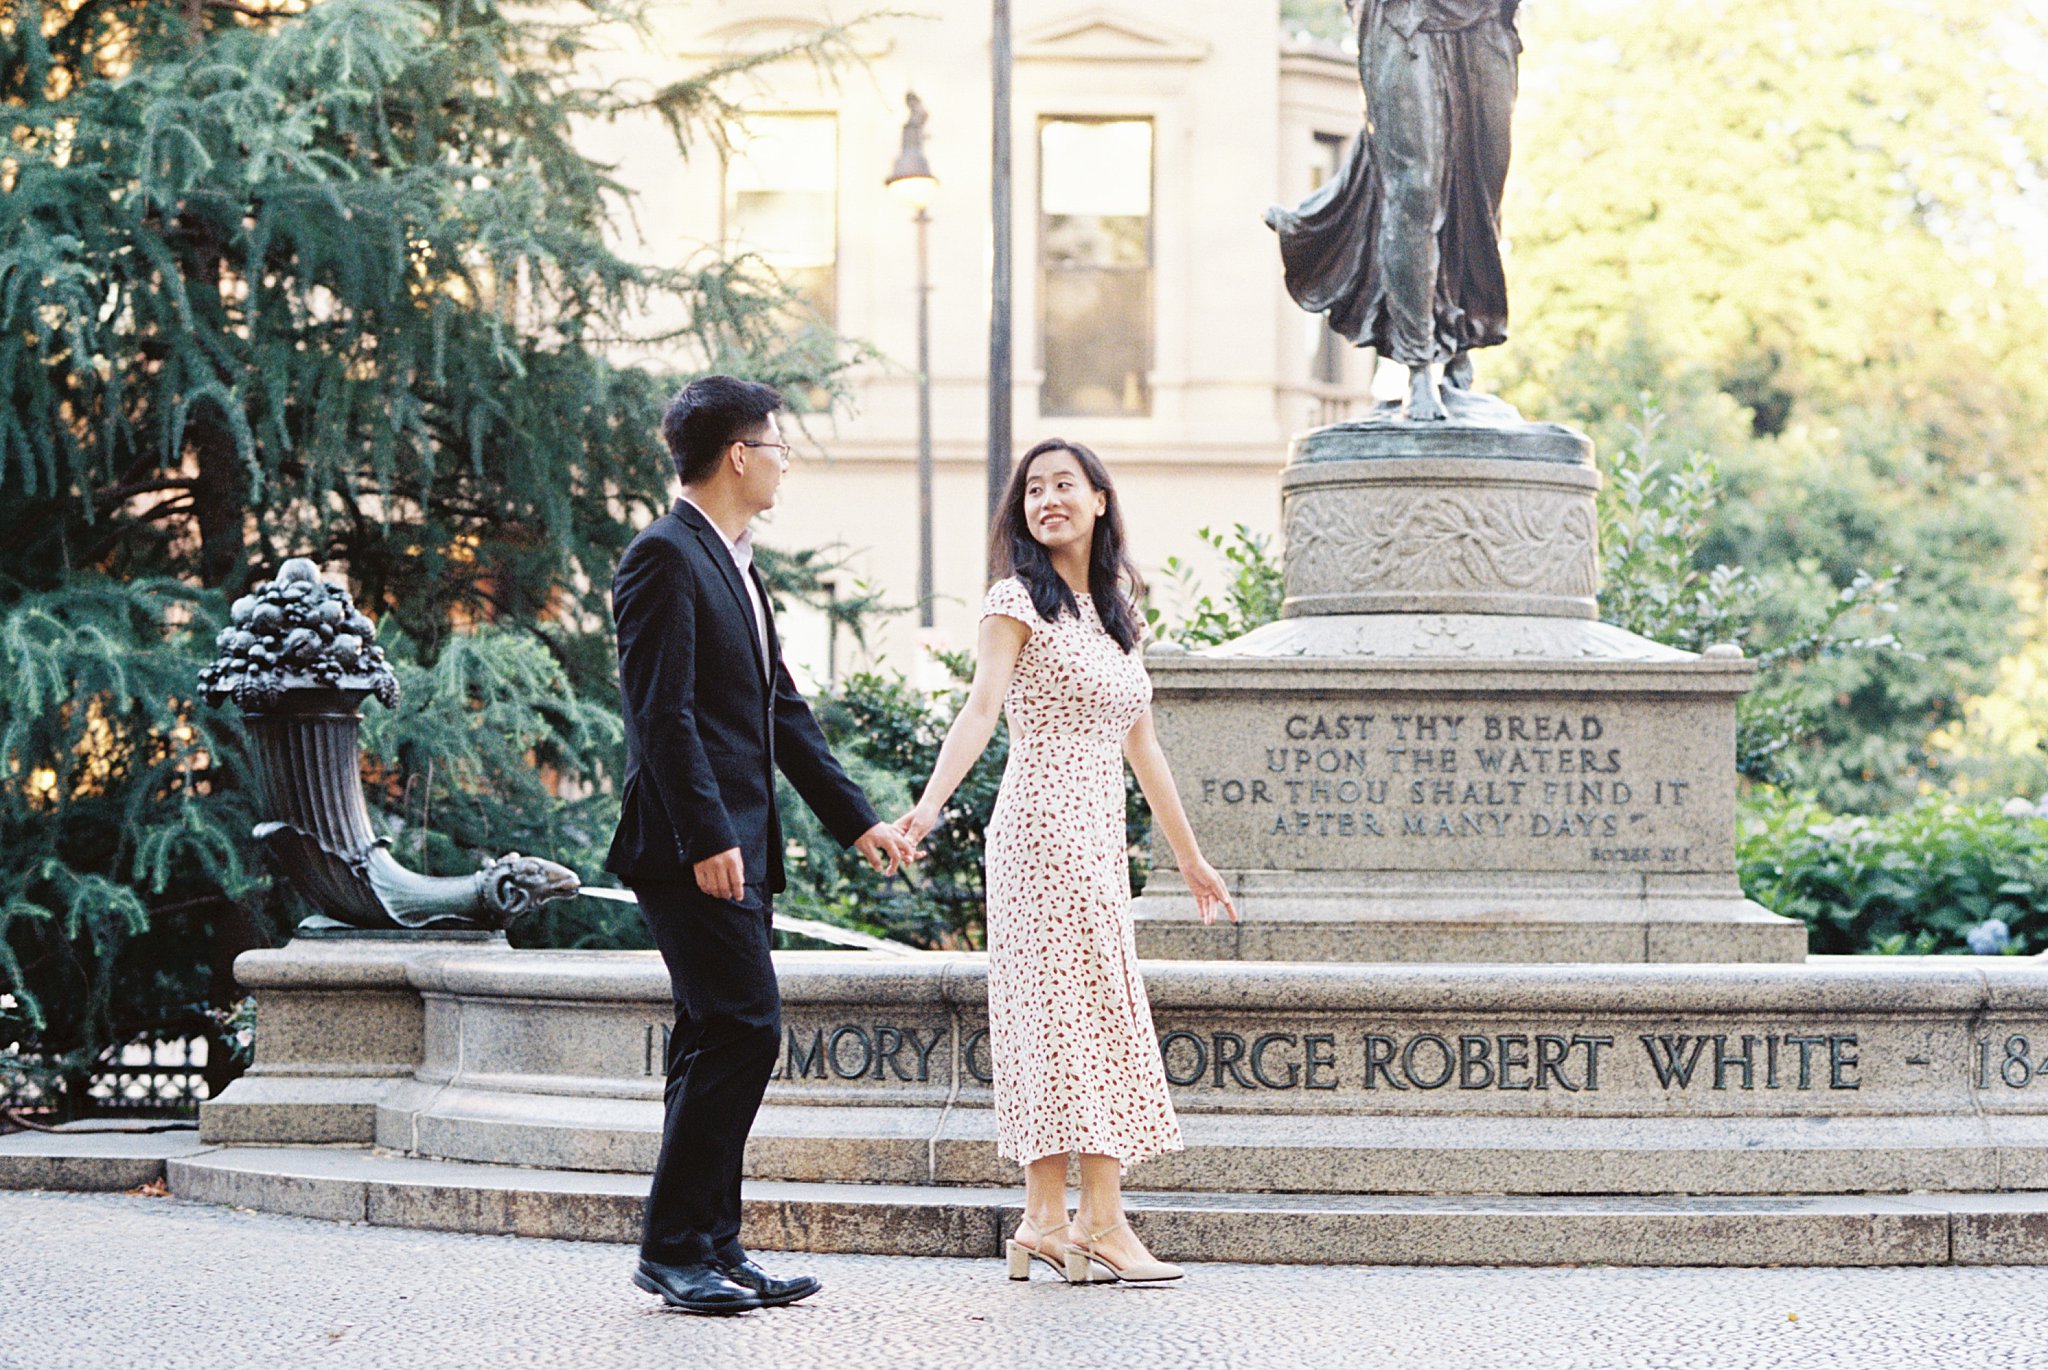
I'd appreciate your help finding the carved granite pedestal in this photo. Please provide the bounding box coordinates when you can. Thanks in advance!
[1130,418,1806,963]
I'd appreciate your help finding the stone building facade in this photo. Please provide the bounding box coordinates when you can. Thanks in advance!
[581,3,1373,680]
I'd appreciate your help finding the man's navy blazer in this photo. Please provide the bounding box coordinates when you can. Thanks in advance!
[604,498,878,891]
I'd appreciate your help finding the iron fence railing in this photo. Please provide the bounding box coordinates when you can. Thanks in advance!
[2,1036,213,1119]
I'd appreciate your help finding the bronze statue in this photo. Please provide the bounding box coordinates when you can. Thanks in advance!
[1268,0,1521,421]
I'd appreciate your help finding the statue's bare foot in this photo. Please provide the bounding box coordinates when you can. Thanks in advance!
[1405,366,1446,421]
[1444,351,1474,391]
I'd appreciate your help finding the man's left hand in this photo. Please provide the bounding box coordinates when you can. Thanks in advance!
[854,822,916,877]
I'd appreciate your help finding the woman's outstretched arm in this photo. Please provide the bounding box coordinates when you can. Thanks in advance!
[896,612,1030,847]
[1124,707,1239,924]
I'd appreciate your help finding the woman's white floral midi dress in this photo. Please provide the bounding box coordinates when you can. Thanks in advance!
[979,576,1184,1168]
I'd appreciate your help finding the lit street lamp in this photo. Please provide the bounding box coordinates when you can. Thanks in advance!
[886,92,939,629]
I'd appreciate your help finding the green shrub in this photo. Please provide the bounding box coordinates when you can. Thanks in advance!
[780,668,1001,950]
[0,579,274,1111]
[782,647,1154,952]
[1738,792,2048,955]
[1144,525,1285,650]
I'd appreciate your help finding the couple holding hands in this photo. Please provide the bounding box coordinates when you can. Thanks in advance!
[606,375,1236,1316]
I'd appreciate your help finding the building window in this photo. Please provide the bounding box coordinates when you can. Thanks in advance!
[1309,132,1348,386]
[1039,117,1153,417]
[724,113,839,324]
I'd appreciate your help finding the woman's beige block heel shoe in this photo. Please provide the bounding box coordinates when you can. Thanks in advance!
[1005,1240,1037,1280]
[1063,1220,1184,1284]
[1006,1220,1078,1281]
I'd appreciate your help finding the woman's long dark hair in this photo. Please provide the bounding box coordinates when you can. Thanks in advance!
[990,438,1146,653]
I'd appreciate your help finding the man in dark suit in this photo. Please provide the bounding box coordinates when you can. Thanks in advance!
[607,374,914,1315]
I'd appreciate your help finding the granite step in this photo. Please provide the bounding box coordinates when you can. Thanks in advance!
[746,1107,2048,1197]
[0,1124,211,1191]
[400,1099,2048,1198]
[155,1143,2048,1267]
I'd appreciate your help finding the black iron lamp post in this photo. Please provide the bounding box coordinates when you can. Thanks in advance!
[886,92,939,628]
[989,0,1013,532]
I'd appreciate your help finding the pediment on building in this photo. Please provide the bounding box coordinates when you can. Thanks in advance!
[681,14,893,61]
[1016,7,1212,64]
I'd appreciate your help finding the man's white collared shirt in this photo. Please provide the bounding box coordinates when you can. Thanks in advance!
[681,498,770,677]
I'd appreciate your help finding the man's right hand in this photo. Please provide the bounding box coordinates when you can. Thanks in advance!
[693,847,746,902]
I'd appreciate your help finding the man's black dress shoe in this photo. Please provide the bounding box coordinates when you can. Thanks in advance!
[715,1254,822,1307]
[631,1258,764,1315]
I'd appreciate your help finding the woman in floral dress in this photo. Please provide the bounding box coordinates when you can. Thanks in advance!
[897,438,1237,1285]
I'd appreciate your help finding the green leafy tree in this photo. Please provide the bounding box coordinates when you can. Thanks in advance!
[1529,328,2030,808]
[1494,2,2048,807]
[1503,0,2048,470]
[1593,402,1909,788]
[0,0,863,1109]
[1706,419,2028,808]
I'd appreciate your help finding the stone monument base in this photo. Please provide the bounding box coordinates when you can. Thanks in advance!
[1132,612,1805,963]
[177,938,2048,1264]
[1132,868,1801,964]
[1122,407,1808,965]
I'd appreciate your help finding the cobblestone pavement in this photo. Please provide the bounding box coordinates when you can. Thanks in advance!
[5,1189,2047,1370]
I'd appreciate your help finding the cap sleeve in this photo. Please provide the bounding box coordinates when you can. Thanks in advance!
[980,576,1038,631]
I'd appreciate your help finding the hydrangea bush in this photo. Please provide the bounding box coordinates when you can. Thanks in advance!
[1738,792,2048,955]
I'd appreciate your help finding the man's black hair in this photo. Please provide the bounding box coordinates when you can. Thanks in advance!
[661,375,783,485]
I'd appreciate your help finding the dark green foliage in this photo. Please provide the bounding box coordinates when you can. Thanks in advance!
[1706,430,2026,810]
[1739,794,2048,956]
[0,0,864,1101]
[0,578,272,1105]
[1593,404,1903,786]
[360,627,620,874]
[782,668,999,948]
[1145,525,1285,651]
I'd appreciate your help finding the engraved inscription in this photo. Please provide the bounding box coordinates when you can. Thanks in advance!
[777,1024,947,1082]
[1193,709,1700,861]
[1979,1035,2048,1089]
[714,1022,1881,1095]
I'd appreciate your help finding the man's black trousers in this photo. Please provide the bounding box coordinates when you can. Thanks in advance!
[633,879,780,1266]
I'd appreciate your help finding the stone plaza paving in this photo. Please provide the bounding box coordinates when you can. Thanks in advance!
[4,1189,2048,1370]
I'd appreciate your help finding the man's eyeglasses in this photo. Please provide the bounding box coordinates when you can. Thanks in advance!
[735,440,792,462]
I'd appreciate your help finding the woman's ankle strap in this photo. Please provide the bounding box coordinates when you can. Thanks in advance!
[1076,1218,1130,1247]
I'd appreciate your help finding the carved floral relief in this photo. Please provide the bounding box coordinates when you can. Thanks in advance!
[1285,489,1597,600]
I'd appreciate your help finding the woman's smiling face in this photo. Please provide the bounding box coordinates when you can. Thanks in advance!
[1022,448,1105,554]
